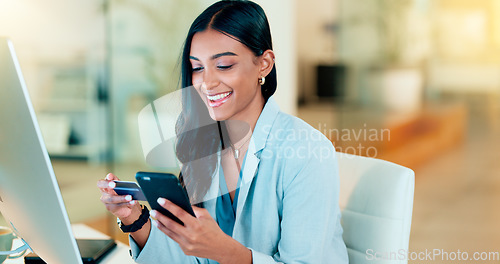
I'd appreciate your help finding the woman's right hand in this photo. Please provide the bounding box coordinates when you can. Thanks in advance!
[97,173,141,221]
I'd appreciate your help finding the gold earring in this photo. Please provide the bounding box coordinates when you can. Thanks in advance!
[258,76,266,85]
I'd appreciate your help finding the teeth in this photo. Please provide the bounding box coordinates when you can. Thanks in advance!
[207,92,231,101]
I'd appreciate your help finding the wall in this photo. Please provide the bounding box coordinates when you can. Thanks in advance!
[428,0,500,94]
[296,0,338,102]
[254,0,298,115]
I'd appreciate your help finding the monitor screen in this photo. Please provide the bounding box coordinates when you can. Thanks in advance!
[0,38,83,264]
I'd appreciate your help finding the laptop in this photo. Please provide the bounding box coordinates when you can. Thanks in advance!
[24,239,117,264]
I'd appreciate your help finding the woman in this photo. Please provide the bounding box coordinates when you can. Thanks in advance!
[98,1,348,263]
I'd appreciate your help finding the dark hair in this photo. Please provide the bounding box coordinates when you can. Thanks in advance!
[175,0,277,204]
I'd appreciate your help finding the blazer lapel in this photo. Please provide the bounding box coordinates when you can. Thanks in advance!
[206,97,281,236]
[203,142,260,227]
[232,97,280,236]
[202,153,221,222]
[234,138,261,229]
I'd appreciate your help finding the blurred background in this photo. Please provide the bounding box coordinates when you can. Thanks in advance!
[0,0,499,262]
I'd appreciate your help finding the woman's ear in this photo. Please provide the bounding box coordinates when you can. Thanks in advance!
[259,50,275,78]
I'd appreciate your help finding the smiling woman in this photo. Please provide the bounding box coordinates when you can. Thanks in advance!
[176,0,278,211]
[97,1,348,263]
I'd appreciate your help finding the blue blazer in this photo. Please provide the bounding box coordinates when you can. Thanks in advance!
[130,97,348,263]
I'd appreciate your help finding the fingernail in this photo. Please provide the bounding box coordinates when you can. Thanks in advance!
[129,200,135,205]
[150,210,157,218]
[108,181,116,188]
[125,195,132,201]
[157,198,166,205]
[106,173,112,180]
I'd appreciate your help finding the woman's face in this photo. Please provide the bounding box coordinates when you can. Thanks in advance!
[190,29,271,122]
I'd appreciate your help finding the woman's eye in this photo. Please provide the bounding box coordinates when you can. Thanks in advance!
[192,66,204,72]
[217,65,233,70]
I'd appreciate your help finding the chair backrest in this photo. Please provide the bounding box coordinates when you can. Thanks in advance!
[337,152,415,264]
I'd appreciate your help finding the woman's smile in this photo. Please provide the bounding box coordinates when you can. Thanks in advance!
[206,91,233,107]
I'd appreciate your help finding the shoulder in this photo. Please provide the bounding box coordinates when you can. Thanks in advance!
[263,113,339,200]
[261,111,338,179]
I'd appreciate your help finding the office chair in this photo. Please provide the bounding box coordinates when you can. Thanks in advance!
[337,152,415,264]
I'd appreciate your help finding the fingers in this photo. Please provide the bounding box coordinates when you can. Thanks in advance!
[96,180,114,190]
[97,173,120,194]
[151,213,185,243]
[150,197,197,238]
[106,173,119,181]
[192,206,209,219]
[100,193,134,204]
[100,192,138,217]
[104,201,134,213]
[97,173,141,220]
[150,208,191,245]
[150,207,184,230]
[158,198,197,226]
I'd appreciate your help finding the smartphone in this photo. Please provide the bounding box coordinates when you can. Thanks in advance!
[135,171,195,225]
[113,181,147,201]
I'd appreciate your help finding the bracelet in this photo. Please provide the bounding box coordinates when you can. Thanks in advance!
[117,205,150,233]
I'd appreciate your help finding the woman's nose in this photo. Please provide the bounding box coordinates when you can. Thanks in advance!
[201,72,220,91]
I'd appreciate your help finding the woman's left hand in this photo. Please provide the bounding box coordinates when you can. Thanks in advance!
[151,198,251,264]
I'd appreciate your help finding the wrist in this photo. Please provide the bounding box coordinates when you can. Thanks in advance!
[217,236,252,264]
[121,204,143,225]
[118,205,150,233]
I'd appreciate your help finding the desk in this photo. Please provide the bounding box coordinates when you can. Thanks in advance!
[5,224,135,264]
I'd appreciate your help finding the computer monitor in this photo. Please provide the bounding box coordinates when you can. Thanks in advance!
[0,38,83,264]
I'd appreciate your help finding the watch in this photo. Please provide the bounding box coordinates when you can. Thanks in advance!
[117,205,150,233]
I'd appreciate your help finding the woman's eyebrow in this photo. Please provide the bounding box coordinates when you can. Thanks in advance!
[189,52,237,61]
[212,52,237,59]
